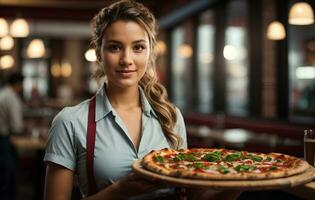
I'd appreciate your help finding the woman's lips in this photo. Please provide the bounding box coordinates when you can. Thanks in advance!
[116,69,136,78]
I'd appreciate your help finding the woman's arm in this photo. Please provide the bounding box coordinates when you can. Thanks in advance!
[44,163,74,200]
[84,173,161,200]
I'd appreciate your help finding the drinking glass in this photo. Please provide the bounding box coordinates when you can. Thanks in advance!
[304,129,315,167]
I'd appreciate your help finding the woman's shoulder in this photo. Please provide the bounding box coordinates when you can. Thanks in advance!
[52,98,91,123]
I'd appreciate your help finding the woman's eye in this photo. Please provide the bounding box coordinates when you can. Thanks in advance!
[133,45,146,52]
[107,45,121,52]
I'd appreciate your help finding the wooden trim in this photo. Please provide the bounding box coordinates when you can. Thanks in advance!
[276,0,289,119]
[213,3,227,113]
[248,0,263,116]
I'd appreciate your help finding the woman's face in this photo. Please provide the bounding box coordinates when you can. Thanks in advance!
[100,20,150,89]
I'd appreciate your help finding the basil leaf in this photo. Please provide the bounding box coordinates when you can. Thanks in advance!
[266,157,272,161]
[154,156,164,163]
[234,165,256,172]
[218,166,230,174]
[185,154,197,161]
[203,153,221,162]
[194,162,204,169]
[224,152,242,162]
[270,166,278,170]
[251,155,263,162]
[173,153,185,162]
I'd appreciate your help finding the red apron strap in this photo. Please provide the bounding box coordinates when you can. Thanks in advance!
[86,96,97,195]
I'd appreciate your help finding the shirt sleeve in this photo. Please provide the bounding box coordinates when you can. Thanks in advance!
[175,107,188,149]
[8,96,23,134]
[43,109,76,171]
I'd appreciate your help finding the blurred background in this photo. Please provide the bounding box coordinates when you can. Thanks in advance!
[0,0,314,199]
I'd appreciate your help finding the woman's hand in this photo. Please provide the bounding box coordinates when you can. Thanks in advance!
[85,172,164,200]
[187,188,242,200]
[111,172,164,198]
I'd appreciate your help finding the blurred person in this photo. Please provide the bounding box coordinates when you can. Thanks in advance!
[43,1,240,200]
[0,71,24,200]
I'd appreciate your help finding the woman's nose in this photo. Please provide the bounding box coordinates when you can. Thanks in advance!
[119,49,133,67]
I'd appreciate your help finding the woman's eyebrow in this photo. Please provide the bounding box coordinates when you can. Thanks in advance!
[133,39,147,44]
[104,39,148,44]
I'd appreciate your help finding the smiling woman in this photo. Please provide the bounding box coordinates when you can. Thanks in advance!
[43,1,187,200]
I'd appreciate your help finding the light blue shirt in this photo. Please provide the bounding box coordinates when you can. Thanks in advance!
[44,85,187,197]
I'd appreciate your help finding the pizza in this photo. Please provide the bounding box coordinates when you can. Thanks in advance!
[142,148,310,180]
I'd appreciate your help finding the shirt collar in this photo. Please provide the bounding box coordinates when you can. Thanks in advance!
[94,84,158,122]
[139,87,158,119]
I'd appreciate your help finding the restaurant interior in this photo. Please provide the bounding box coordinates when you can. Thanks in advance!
[0,0,315,199]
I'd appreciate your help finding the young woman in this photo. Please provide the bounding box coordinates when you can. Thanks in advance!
[44,1,240,199]
[44,1,187,199]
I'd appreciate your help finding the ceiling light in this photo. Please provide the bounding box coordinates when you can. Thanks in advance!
[10,18,30,38]
[0,55,15,69]
[0,36,14,50]
[289,2,314,25]
[0,18,9,37]
[27,39,45,58]
[267,21,286,40]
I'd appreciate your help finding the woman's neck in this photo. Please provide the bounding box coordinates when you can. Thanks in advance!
[105,84,141,110]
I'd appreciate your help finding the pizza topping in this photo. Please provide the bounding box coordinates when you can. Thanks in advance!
[270,166,278,170]
[172,153,185,162]
[218,166,230,174]
[224,152,242,162]
[265,157,272,161]
[234,164,257,172]
[249,155,263,162]
[194,162,204,169]
[184,153,198,161]
[202,151,222,162]
[154,155,165,163]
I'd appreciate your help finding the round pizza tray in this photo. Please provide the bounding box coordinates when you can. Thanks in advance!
[132,160,315,190]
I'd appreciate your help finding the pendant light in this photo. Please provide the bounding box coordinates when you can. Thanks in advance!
[289,2,314,25]
[0,18,9,37]
[10,18,30,38]
[27,39,46,58]
[0,36,14,50]
[0,55,15,69]
[267,21,286,40]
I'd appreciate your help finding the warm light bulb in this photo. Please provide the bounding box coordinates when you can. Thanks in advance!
[51,62,61,77]
[0,18,9,37]
[27,39,45,58]
[155,40,167,55]
[0,55,15,69]
[61,61,72,77]
[267,21,286,40]
[223,45,237,60]
[85,49,97,62]
[177,44,193,58]
[289,2,314,25]
[0,36,14,50]
[10,18,30,38]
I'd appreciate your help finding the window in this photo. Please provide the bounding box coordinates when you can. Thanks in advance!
[171,21,194,110]
[224,0,249,116]
[21,39,50,100]
[196,10,215,113]
[288,24,315,122]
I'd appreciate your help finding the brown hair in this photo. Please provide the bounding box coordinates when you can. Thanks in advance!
[91,0,183,149]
